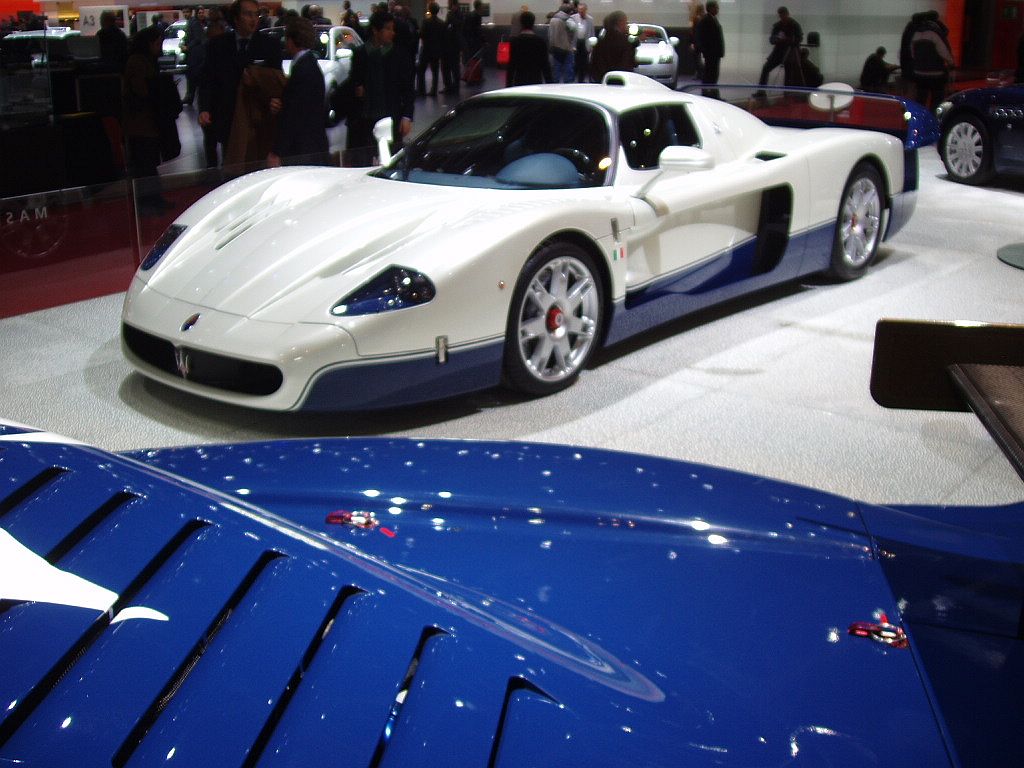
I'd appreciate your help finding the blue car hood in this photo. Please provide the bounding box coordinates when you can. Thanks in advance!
[0,431,959,766]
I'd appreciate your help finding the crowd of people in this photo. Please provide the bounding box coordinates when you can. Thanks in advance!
[3,0,1001,209]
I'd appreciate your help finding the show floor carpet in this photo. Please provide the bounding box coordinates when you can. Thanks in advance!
[2,127,1023,509]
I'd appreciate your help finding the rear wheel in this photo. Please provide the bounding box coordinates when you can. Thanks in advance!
[503,242,603,396]
[941,114,993,185]
[829,162,883,281]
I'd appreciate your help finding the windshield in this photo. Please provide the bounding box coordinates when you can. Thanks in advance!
[374,97,612,189]
[262,26,335,60]
[164,22,185,41]
[630,25,669,44]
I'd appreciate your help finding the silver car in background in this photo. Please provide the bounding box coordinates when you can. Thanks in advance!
[629,23,679,89]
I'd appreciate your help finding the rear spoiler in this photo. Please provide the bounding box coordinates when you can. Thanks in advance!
[870,319,1024,481]
[682,84,939,150]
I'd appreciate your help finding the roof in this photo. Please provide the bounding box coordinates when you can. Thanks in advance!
[484,74,695,113]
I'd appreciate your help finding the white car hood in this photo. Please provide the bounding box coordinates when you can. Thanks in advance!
[144,169,470,321]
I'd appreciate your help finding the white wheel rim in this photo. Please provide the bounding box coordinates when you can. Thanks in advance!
[516,256,599,383]
[840,177,881,268]
[946,121,983,178]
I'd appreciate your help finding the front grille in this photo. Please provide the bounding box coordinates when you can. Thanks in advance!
[122,323,283,396]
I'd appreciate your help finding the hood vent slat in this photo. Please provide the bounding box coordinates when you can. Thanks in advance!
[488,678,560,768]
[113,549,287,768]
[242,585,365,768]
[44,491,139,564]
[0,467,68,520]
[369,626,450,768]
[214,199,275,251]
[0,519,209,750]
[0,491,140,622]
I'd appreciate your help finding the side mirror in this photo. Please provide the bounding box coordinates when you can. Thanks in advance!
[669,36,679,46]
[659,145,714,173]
[586,34,597,51]
[373,117,394,165]
[335,47,352,60]
[809,81,855,113]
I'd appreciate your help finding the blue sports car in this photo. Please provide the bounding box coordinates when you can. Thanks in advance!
[1,321,1022,766]
[937,84,1024,184]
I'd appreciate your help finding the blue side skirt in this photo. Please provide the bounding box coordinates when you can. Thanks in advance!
[606,221,835,346]
[300,340,506,411]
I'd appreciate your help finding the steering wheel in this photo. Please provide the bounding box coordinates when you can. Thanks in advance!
[551,147,593,175]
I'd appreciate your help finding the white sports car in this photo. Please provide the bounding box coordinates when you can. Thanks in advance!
[121,75,937,411]
[629,23,679,89]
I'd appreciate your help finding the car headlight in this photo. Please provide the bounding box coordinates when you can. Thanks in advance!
[934,100,953,120]
[331,266,436,316]
[141,223,186,271]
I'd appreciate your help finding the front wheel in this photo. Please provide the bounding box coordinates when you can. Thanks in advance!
[503,242,603,396]
[829,162,883,281]
[326,85,341,127]
[941,115,993,185]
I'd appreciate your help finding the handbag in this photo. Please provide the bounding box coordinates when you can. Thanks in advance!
[156,72,182,161]
[331,75,358,122]
[496,40,510,66]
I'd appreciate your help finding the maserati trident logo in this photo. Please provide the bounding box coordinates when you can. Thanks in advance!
[180,313,201,332]
[174,347,192,379]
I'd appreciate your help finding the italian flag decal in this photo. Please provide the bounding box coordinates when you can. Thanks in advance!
[613,244,626,261]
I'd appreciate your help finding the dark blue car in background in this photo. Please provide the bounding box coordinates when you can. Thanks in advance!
[938,85,1024,184]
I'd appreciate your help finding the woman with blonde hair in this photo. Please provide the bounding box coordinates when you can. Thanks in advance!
[689,1,706,79]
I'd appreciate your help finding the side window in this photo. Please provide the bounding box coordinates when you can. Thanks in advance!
[619,104,700,170]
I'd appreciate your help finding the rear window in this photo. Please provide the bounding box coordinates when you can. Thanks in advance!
[619,104,700,170]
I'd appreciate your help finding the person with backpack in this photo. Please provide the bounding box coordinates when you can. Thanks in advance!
[910,11,954,109]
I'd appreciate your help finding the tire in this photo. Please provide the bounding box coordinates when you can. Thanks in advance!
[940,114,993,185]
[326,85,341,127]
[829,162,884,281]
[503,242,604,396]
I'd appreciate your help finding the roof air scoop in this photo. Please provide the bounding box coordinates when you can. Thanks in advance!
[601,71,669,90]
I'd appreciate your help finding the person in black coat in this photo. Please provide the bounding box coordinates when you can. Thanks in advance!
[268,17,329,166]
[506,11,552,86]
[588,10,634,83]
[757,5,802,88]
[463,0,484,61]
[693,0,723,97]
[97,10,128,72]
[441,0,464,93]
[197,0,282,165]
[347,9,415,166]
[180,6,207,105]
[859,46,897,93]
[417,2,444,96]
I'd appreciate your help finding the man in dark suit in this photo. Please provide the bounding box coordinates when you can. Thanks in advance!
[693,0,723,98]
[441,0,464,93]
[197,0,282,166]
[347,9,415,166]
[268,17,329,166]
[417,2,444,96]
[506,10,552,86]
[96,9,128,72]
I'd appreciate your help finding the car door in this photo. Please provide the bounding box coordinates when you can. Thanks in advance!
[623,103,805,294]
[991,92,1024,173]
